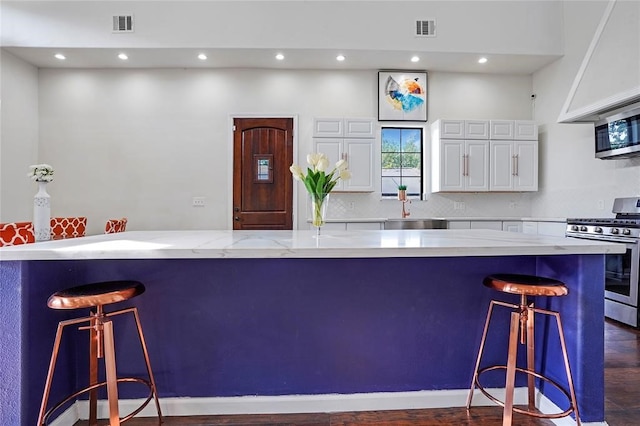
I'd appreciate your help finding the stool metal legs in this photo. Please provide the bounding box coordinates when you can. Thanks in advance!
[466,297,581,426]
[37,307,162,426]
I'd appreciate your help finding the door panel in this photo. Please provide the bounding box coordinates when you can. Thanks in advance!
[233,118,293,230]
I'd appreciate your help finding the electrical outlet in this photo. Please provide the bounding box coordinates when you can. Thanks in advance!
[509,202,517,209]
[454,201,465,210]
[192,197,205,207]
[348,201,355,211]
[597,200,605,210]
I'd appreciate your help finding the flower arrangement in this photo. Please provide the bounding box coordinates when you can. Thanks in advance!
[290,153,351,227]
[397,184,407,191]
[28,164,54,183]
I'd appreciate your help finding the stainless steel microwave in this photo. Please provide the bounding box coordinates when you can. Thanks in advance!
[595,105,640,159]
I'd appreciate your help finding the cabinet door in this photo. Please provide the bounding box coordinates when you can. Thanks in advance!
[502,221,522,233]
[471,221,503,230]
[347,222,382,230]
[490,120,515,139]
[466,141,489,191]
[490,141,514,191]
[439,120,465,138]
[439,140,465,191]
[448,221,471,229]
[465,120,489,139]
[344,118,375,138]
[313,138,344,191]
[515,120,538,140]
[343,139,374,192]
[313,118,343,137]
[513,141,538,191]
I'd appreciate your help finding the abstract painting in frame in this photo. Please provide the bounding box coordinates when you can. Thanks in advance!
[378,71,428,122]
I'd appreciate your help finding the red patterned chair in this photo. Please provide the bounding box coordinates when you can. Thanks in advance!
[105,218,128,234]
[50,217,87,240]
[0,222,36,246]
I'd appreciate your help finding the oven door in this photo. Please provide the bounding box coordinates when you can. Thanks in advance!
[566,233,640,325]
[603,239,639,307]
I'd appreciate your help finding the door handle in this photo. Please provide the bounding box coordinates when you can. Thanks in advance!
[234,207,240,212]
[234,217,240,221]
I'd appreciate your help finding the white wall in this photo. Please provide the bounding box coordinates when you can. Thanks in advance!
[33,67,534,233]
[531,0,640,218]
[0,50,39,222]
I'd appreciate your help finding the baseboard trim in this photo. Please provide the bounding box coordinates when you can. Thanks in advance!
[50,388,605,426]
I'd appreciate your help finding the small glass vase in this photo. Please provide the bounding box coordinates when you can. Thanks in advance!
[309,193,329,236]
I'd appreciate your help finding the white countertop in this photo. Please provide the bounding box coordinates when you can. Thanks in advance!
[0,229,623,260]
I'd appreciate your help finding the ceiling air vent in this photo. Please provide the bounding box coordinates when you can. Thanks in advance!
[415,20,436,37]
[112,15,134,33]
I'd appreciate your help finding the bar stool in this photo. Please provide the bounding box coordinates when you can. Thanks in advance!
[37,280,162,425]
[466,273,581,426]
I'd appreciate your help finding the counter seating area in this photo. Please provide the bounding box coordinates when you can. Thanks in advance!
[0,230,623,425]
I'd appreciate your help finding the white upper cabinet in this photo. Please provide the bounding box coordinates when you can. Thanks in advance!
[465,120,490,139]
[490,120,515,140]
[312,117,375,192]
[432,118,538,193]
[344,118,376,138]
[490,140,538,191]
[435,119,489,139]
[313,117,376,138]
[313,118,344,137]
[432,139,489,192]
[514,120,538,140]
[438,120,465,138]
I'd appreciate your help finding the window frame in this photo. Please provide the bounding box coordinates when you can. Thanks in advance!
[380,126,424,200]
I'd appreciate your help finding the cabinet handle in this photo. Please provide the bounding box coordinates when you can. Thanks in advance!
[512,155,516,176]
[515,154,519,176]
[463,154,468,176]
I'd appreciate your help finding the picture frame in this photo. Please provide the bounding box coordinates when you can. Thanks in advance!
[378,71,428,122]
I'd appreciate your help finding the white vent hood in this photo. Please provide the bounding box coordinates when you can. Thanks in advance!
[558,0,640,123]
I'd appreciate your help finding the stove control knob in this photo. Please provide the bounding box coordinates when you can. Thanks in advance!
[580,226,588,232]
[611,228,620,235]
[622,228,631,236]
[571,225,579,231]
[594,227,603,233]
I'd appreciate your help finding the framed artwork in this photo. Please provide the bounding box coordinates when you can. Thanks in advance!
[378,71,428,122]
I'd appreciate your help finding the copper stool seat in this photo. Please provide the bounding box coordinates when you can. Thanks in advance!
[38,281,162,426]
[466,274,581,426]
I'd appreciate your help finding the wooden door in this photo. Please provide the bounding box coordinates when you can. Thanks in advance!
[233,117,293,230]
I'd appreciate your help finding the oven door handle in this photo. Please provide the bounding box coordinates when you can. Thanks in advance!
[566,234,639,244]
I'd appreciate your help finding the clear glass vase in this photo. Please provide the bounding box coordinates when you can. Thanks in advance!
[309,193,329,235]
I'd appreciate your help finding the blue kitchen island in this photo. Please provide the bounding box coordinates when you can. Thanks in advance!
[0,229,623,425]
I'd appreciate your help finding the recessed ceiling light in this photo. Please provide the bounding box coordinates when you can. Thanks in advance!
[118,53,128,60]
[336,54,346,62]
[54,53,66,60]
[478,57,488,64]
[275,53,285,61]
[198,53,207,60]
[411,56,420,63]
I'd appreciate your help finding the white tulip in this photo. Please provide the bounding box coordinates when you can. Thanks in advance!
[339,169,352,180]
[289,164,304,180]
[307,153,321,168]
[335,159,348,171]
[316,155,330,172]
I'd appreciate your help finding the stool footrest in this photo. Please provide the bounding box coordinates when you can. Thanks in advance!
[41,377,157,425]
[475,365,577,420]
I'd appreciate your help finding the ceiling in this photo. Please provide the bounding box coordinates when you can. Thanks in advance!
[4,46,560,74]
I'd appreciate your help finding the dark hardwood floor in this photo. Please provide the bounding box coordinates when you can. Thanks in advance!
[75,319,640,426]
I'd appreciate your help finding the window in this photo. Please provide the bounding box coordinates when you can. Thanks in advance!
[381,127,423,198]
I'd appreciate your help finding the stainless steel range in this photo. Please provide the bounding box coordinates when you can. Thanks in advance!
[566,197,640,327]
